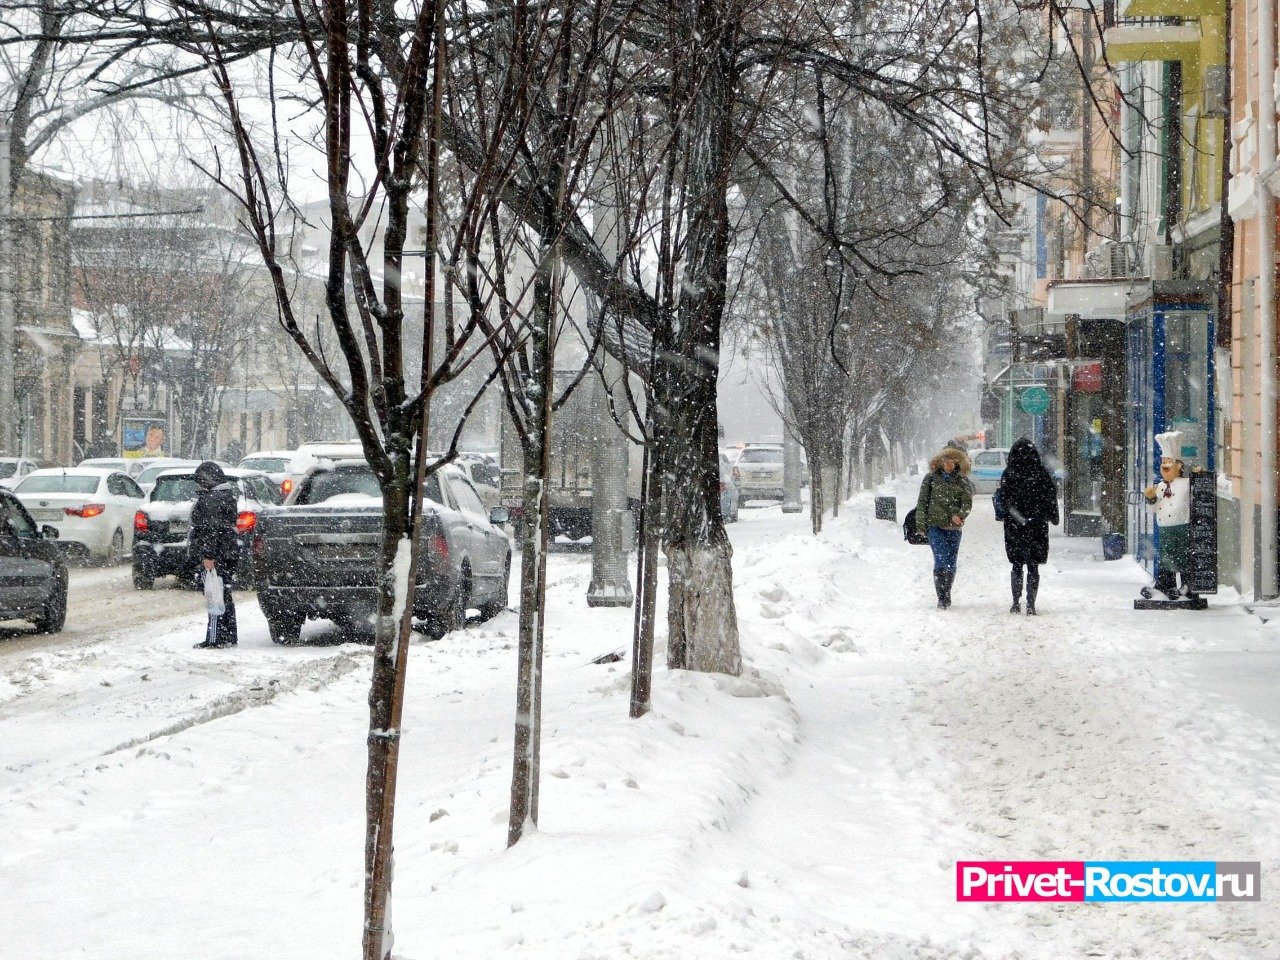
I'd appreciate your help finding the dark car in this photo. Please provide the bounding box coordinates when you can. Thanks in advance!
[253,460,512,643]
[131,468,282,590]
[0,488,68,633]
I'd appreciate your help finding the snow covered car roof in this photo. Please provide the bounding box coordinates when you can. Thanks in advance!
[23,466,121,477]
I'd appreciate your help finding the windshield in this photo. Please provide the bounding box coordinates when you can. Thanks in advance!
[138,464,191,486]
[0,463,16,479]
[299,468,382,504]
[151,476,203,502]
[739,449,783,464]
[17,474,101,494]
[240,457,289,473]
[469,463,500,487]
[80,459,125,471]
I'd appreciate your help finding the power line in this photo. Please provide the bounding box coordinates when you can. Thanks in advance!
[2,206,206,223]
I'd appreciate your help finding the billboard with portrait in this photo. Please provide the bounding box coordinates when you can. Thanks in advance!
[122,415,168,459]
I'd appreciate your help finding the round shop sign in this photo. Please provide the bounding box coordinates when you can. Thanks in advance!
[1019,386,1050,415]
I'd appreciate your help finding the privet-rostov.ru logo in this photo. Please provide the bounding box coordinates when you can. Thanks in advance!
[956,861,1261,902]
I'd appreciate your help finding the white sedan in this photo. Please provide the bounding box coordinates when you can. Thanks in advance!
[13,468,145,562]
[0,457,41,490]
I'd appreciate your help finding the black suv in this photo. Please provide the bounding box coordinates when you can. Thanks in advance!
[0,488,68,633]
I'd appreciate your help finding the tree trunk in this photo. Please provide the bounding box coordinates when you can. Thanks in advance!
[809,451,824,535]
[508,260,556,846]
[662,0,741,677]
[362,478,413,959]
[629,438,662,717]
[831,446,843,518]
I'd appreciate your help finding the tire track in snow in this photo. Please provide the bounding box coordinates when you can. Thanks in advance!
[99,650,364,760]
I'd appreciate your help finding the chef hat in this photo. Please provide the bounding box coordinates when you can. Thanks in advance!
[1155,431,1184,461]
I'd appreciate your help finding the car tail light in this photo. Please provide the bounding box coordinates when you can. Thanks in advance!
[65,503,106,519]
[134,510,148,532]
[236,511,258,533]
[281,478,294,497]
[253,532,266,557]
[428,532,449,561]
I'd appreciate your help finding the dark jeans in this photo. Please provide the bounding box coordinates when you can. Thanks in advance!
[927,527,962,572]
[204,567,237,646]
[1011,563,1040,603]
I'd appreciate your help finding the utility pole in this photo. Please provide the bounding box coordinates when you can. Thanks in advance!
[782,399,802,513]
[587,348,635,606]
[0,124,15,456]
[586,130,633,608]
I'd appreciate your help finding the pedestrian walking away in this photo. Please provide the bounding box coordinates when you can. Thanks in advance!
[995,438,1060,615]
[914,446,973,609]
[190,461,240,649]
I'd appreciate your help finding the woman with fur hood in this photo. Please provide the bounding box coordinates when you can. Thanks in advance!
[914,446,974,609]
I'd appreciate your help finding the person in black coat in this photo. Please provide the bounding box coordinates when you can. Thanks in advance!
[996,438,1060,616]
[190,461,240,648]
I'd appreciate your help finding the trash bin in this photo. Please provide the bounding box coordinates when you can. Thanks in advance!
[874,496,897,521]
[1102,533,1125,561]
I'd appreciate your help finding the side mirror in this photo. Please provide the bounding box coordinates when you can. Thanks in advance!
[41,524,59,540]
[489,506,510,526]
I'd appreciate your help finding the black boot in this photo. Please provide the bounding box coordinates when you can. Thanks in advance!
[1154,569,1177,601]
[941,570,955,609]
[933,570,947,609]
[1025,564,1039,615]
[1010,565,1022,613]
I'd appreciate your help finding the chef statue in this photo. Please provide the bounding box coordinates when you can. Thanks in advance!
[1140,430,1197,601]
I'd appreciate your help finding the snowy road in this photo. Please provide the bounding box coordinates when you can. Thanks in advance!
[2,487,1278,959]
[0,565,209,660]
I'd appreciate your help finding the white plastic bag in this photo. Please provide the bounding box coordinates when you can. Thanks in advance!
[204,568,226,616]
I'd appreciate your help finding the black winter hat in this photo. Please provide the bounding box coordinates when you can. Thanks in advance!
[194,461,228,489]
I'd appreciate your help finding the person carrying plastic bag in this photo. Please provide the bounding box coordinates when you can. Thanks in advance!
[191,461,240,649]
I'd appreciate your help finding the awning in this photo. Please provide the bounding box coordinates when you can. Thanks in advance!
[1046,280,1147,320]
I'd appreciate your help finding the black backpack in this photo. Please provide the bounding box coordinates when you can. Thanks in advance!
[903,507,928,545]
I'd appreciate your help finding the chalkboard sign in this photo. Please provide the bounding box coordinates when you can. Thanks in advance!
[1188,471,1218,595]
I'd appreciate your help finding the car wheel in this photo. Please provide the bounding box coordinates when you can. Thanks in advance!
[33,574,68,634]
[265,604,305,645]
[478,555,511,621]
[132,563,154,590]
[426,570,469,639]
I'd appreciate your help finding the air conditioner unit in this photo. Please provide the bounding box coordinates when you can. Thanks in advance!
[1086,239,1143,279]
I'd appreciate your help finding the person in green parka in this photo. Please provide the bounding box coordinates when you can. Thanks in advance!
[915,445,974,609]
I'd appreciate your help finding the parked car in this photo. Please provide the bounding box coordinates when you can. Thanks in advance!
[254,460,512,643]
[78,457,148,479]
[970,447,1065,495]
[732,444,785,501]
[0,457,42,490]
[131,467,282,589]
[456,456,502,510]
[237,450,293,487]
[279,441,365,500]
[13,468,145,562]
[719,453,740,522]
[134,459,203,497]
[0,488,68,632]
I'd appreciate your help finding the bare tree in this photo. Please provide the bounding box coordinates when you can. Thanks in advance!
[73,193,269,457]
[186,0,516,954]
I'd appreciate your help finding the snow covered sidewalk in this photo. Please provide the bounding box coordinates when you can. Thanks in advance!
[2,484,1279,959]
